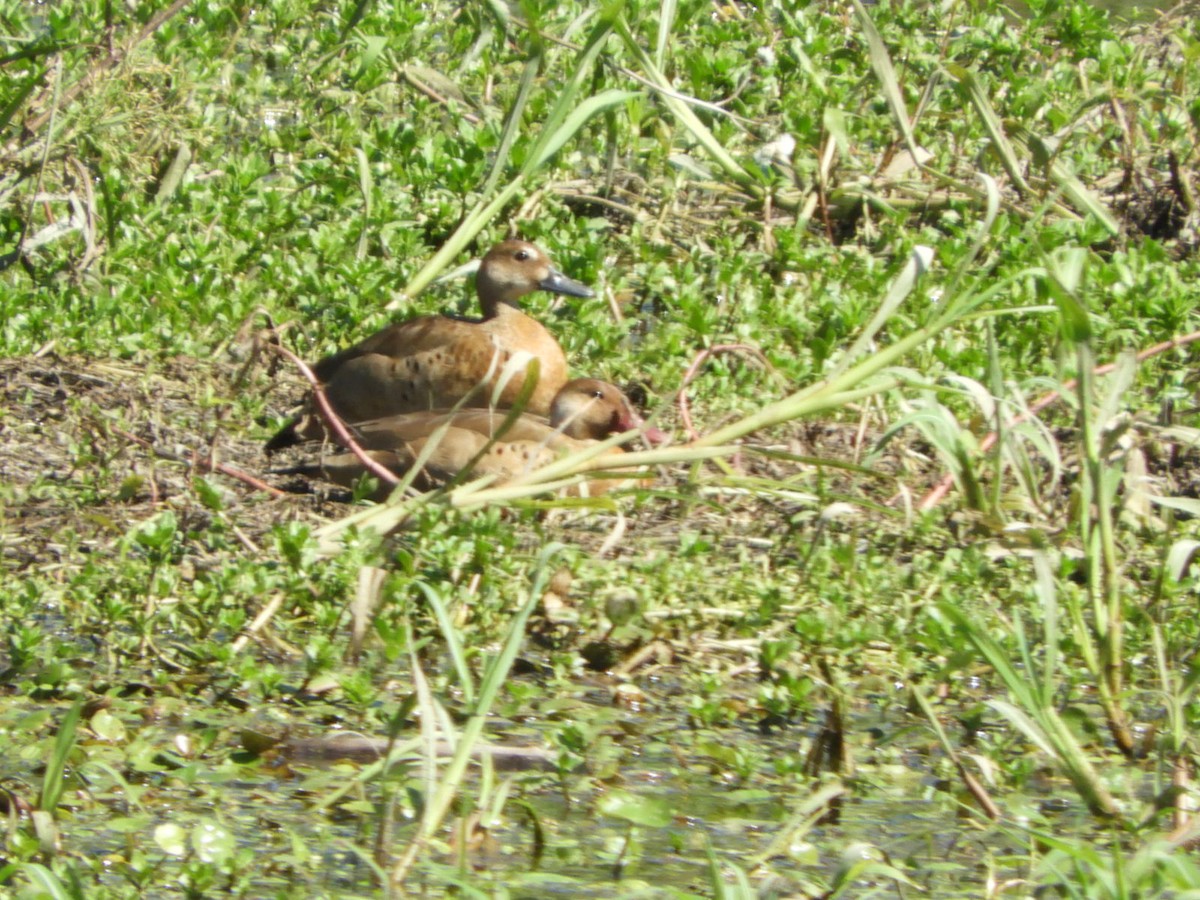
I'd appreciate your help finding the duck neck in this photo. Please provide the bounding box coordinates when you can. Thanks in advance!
[482,297,524,319]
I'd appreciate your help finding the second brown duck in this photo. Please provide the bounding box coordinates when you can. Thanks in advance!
[282,378,666,496]
[266,240,592,452]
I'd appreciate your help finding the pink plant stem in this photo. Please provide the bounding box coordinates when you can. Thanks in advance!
[113,427,287,497]
[269,344,401,488]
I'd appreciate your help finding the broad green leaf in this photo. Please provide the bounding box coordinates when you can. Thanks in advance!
[598,789,673,827]
[1166,540,1200,581]
[192,819,235,864]
[155,823,187,857]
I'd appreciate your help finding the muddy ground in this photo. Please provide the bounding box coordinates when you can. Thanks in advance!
[0,353,938,574]
[4,353,1196,587]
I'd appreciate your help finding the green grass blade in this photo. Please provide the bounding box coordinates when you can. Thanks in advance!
[390,544,564,886]
[1032,553,1060,708]
[937,602,1045,718]
[353,146,373,261]
[936,172,1003,303]
[417,581,474,706]
[986,699,1060,760]
[17,864,76,900]
[1096,352,1136,436]
[878,401,985,509]
[852,0,919,157]
[746,782,845,868]
[947,65,1031,197]
[40,698,83,814]
[829,246,934,379]
[939,601,1120,818]
[654,0,677,71]
[311,740,423,813]
[397,15,621,302]
[525,88,640,172]
[1167,540,1200,581]
[0,70,43,135]
[1013,125,1121,235]
[525,12,620,170]
[615,16,756,191]
[479,50,541,199]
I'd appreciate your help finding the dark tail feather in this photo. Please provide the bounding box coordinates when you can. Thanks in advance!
[264,418,301,454]
[268,461,325,477]
[270,451,412,500]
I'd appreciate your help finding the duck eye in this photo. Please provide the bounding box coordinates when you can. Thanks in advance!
[514,249,530,261]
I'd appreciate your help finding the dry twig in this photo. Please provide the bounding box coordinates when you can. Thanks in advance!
[111,426,287,497]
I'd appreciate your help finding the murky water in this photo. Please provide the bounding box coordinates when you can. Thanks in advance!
[1095,0,1180,15]
[44,678,1110,898]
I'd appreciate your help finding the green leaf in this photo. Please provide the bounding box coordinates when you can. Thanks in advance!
[131,511,178,552]
[154,823,187,857]
[114,475,144,502]
[355,35,388,78]
[192,476,223,512]
[40,699,83,814]
[191,819,236,864]
[525,89,639,172]
[1166,540,1200,581]
[597,789,673,827]
[90,709,126,743]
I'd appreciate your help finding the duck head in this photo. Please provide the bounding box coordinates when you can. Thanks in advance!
[550,378,669,444]
[476,240,594,309]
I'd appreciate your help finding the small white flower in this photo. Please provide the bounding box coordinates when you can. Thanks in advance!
[754,133,796,170]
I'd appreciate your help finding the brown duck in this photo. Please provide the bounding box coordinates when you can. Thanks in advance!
[266,240,592,452]
[280,379,666,497]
